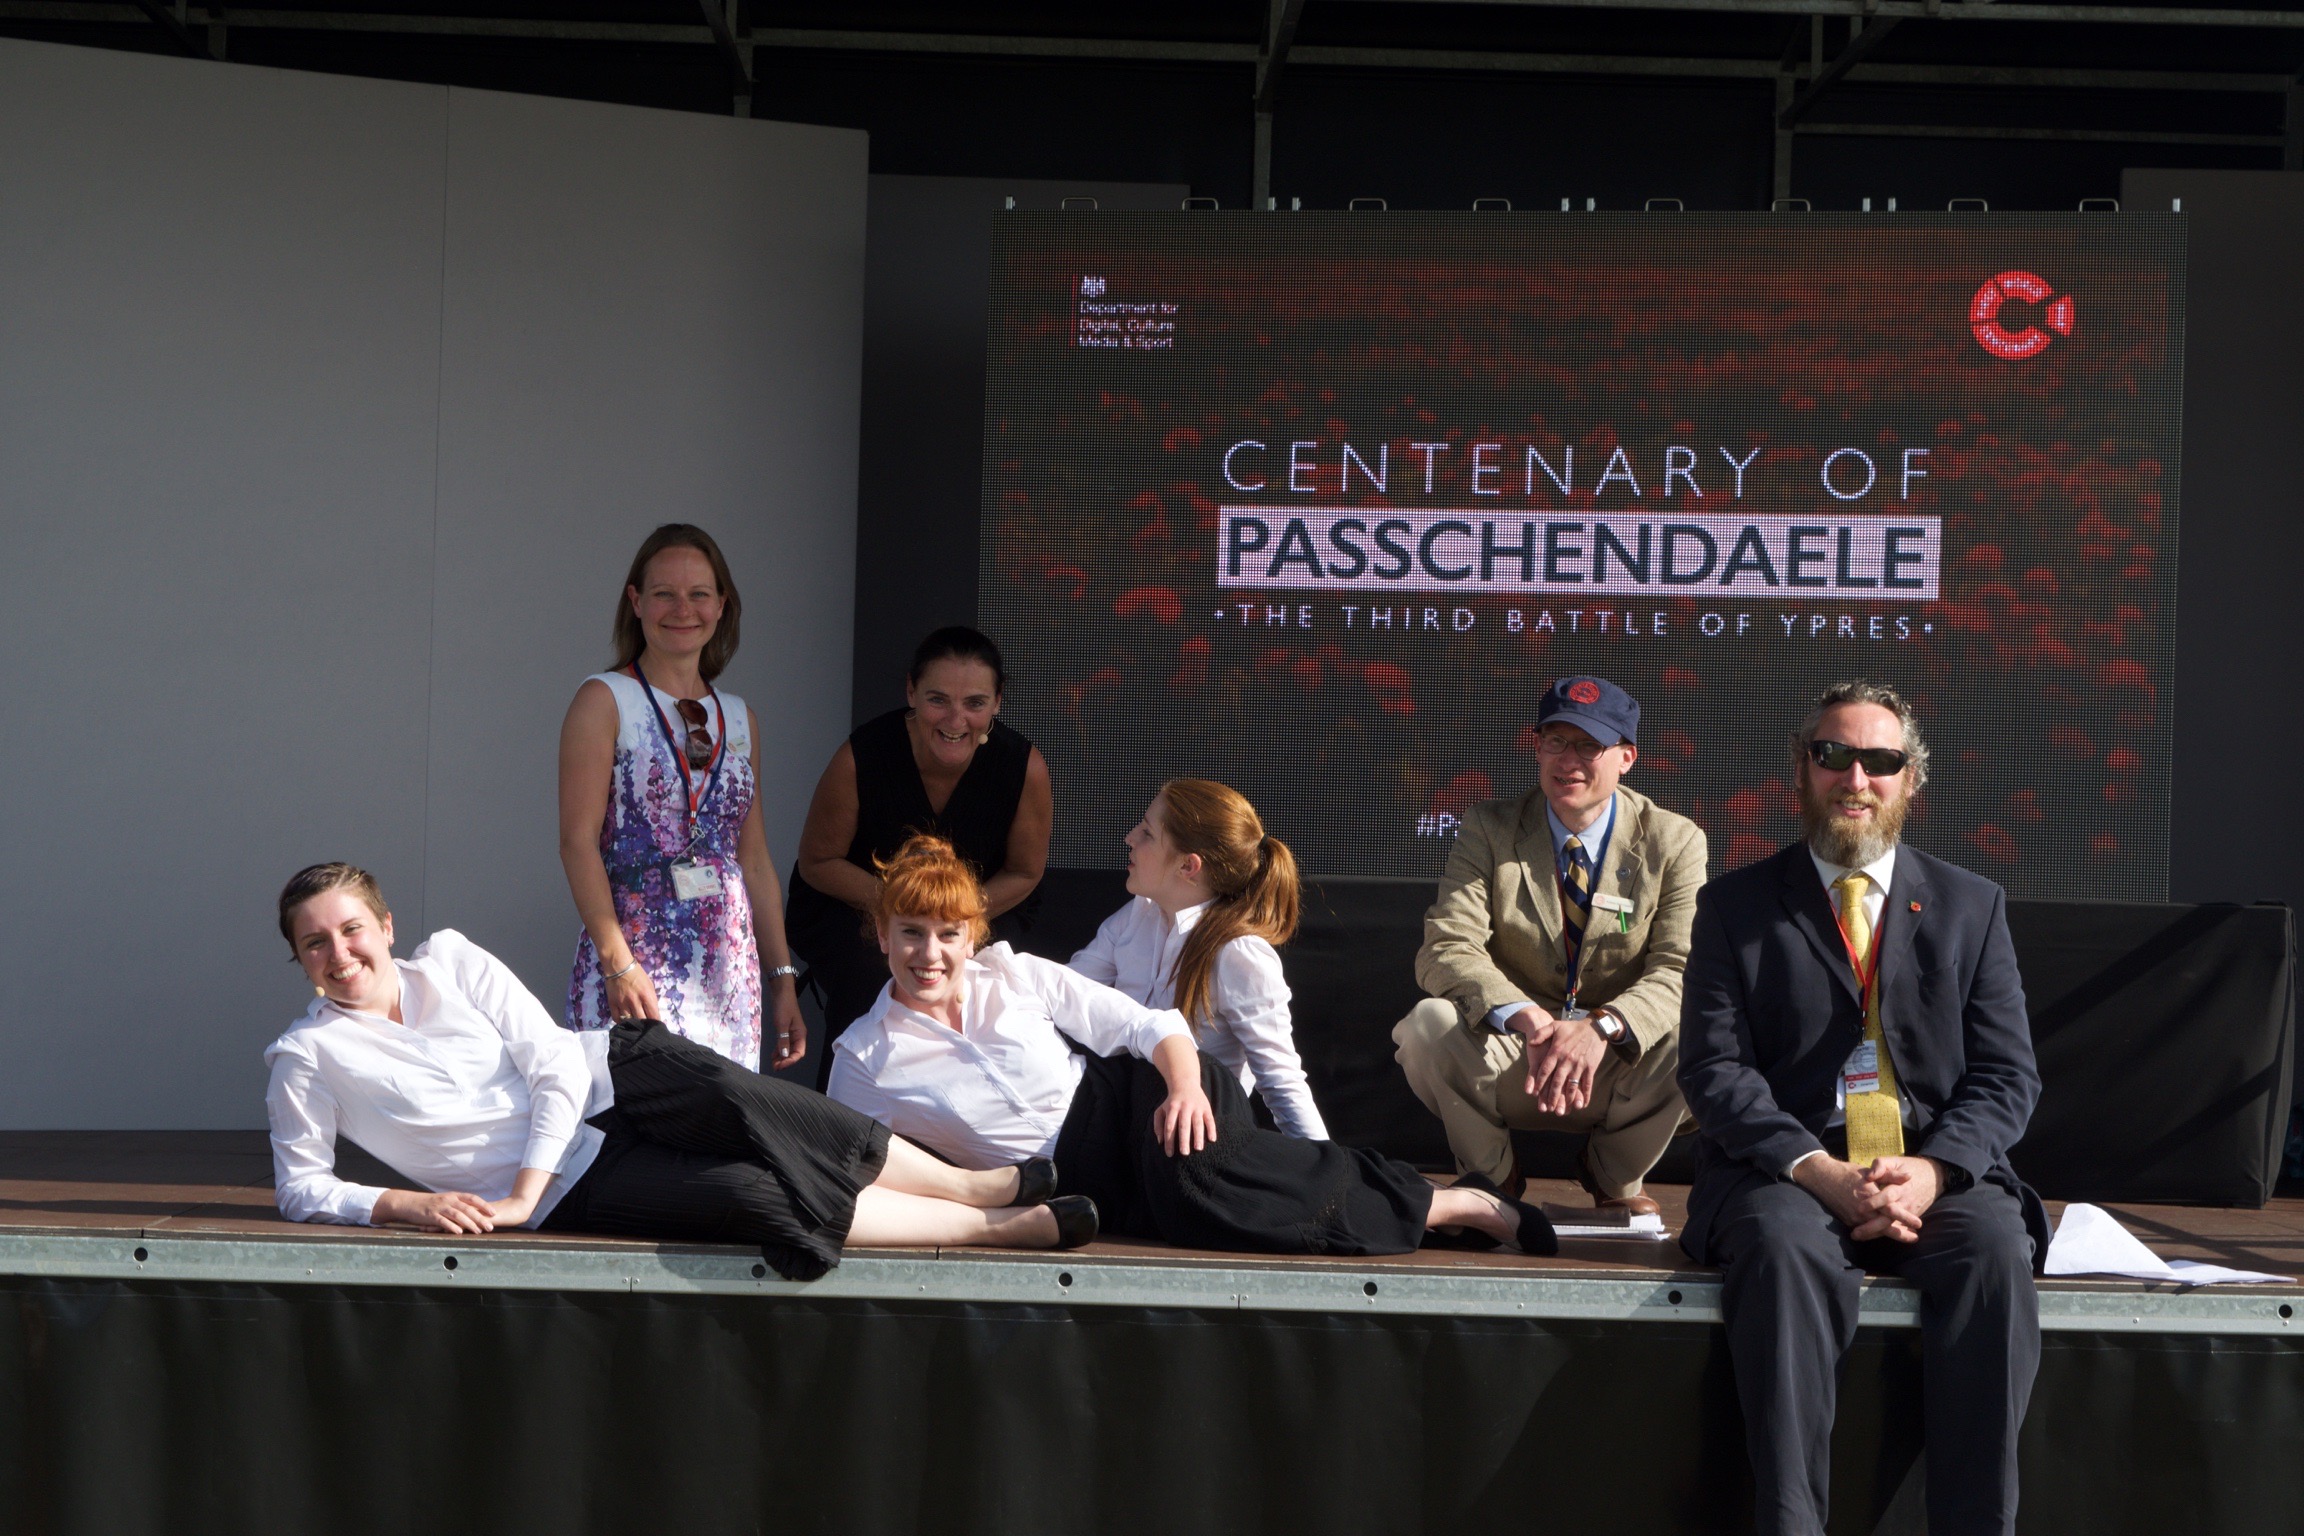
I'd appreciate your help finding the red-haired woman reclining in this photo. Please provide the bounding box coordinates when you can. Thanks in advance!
[826,835,1554,1256]
[264,863,1094,1279]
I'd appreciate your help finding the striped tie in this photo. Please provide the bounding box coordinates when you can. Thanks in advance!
[1834,873,1906,1165]
[1560,835,1593,989]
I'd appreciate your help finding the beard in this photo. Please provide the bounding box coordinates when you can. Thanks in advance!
[1800,771,1912,868]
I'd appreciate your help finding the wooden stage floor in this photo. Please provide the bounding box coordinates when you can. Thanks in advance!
[1,1129,2298,1298]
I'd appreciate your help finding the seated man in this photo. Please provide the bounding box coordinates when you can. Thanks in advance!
[1393,675,1708,1214]
[1677,681,2049,1536]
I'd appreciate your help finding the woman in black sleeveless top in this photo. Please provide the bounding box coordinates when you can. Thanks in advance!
[787,627,1053,1086]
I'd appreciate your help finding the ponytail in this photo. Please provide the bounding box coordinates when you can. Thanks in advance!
[1158,781,1300,1028]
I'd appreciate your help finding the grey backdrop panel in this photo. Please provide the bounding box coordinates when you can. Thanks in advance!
[0,38,866,1127]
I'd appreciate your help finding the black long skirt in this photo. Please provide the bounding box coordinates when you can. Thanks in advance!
[542,1019,891,1280]
[1053,1048,1434,1256]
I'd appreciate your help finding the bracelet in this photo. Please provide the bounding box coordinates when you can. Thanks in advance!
[602,959,639,984]
[767,964,799,980]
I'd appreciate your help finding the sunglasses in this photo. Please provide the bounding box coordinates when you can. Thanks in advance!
[676,699,715,770]
[1807,740,1909,776]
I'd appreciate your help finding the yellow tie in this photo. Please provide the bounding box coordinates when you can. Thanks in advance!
[1834,873,1905,1165]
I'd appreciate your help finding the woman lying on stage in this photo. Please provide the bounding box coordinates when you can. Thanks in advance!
[826,836,1555,1256]
[1069,779,1328,1140]
[264,863,1095,1279]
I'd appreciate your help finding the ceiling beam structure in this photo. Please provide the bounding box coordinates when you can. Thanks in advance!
[1254,0,1311,209]
[0,2,2292,200]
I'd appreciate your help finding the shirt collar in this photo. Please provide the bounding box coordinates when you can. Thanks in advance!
[1546,793,1615,860]
[1809,841,1899,898]
[1164,899,1215,938]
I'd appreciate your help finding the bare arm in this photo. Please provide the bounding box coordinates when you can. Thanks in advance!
[795,742,879,911]
[738,704,806,1067]
[557,678,661,1021]
[983,747,1053,920]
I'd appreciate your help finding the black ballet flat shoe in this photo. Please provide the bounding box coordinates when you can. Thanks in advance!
[1505,1196,1559,1258]
[1047,1194,1100,1250]
[1012,1156,1059,1207]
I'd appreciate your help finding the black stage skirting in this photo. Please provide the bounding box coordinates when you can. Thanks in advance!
[1019,871,2298,1206]
[2,1274,2299,1536]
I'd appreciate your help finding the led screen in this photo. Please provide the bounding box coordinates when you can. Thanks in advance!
[978,213,2184,899]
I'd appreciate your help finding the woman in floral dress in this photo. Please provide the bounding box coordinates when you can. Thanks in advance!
[557,524,805,1071]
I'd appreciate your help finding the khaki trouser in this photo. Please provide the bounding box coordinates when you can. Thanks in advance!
[1391,997,1688,1199]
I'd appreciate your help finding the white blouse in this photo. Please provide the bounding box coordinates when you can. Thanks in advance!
[264,930,614,1228]
[825,943,1191,1170]
[1070,896,1330,1140]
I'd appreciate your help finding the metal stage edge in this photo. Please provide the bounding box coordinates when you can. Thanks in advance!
[3,1228,2293,1336]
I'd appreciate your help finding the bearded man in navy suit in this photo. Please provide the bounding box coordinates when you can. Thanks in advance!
[1677,680,2048,1536]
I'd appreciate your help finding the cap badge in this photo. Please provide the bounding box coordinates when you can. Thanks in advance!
[1566,679,1603,705]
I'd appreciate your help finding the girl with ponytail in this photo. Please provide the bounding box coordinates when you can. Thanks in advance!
[1069,780,1329,1140]
[827,833,1554,1258]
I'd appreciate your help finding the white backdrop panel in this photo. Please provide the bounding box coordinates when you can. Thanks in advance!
[0,39,865,1126]
[423,87,865,1006]
[0,41,447,1127]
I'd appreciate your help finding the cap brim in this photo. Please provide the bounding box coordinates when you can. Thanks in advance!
[1537,707,1632,747]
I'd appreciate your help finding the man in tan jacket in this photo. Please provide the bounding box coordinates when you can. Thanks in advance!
[1393,675,1708,1214]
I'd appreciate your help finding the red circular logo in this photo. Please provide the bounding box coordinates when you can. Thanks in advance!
[1970,270,2074,360]
[1566,679,1603,706]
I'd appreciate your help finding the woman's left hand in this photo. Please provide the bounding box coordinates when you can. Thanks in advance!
[767,973,807,1069]
[1153,1082,1219,1158]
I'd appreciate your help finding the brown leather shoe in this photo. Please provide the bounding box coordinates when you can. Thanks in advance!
[1457,1165,1526,1203]
[1595,1192,1662,1217]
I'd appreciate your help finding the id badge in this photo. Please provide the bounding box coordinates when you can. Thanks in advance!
[670,860,724,901]
[1558,1005,1590,1023]
[1843,1039,1880,1097]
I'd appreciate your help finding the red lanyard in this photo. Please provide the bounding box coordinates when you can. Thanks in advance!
[1829,898,1881,1014]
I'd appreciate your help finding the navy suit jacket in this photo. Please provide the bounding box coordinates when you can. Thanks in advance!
[1675,840,2050,1267]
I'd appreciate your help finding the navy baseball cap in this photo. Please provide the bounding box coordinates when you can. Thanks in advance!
[1536,675,1640,747]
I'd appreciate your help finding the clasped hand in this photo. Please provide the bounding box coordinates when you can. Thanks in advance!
[1793,1154,1943,1242]
[1510,1005,1607,1116]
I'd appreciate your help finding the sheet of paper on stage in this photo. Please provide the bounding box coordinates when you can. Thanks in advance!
[1547,1213,1668,1239]
[2044,1202,2293,1286]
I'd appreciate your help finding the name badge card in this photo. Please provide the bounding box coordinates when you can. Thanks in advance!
[670,861,724,902]
[1843,1039,1881,1097]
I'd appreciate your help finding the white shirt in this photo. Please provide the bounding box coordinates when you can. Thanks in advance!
[826,943,1192,1170]
[1069,896,1329,1140]
[264,930,613,1228]
[1486,792,1619,1033]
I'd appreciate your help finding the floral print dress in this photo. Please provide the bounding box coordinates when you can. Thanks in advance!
[566,670,762,1068]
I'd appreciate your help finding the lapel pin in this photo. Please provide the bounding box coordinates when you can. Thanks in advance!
[1910,901,1923,912]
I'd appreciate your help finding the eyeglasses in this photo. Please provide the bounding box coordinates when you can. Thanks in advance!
[1535,731,1617,763]
[676,699,715,769]
[1807,740,1909,776]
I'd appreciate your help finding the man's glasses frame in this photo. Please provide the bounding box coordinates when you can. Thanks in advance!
[1807,740,1910,776]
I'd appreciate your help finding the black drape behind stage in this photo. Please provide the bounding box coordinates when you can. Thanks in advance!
[1022,871,2296,1206]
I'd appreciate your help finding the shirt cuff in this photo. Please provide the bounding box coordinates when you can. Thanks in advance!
[1485,1001,1528,1034]
[1784,1148,1829,1180]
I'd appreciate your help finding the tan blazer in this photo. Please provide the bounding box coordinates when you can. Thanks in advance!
[1414,784,1709,1056]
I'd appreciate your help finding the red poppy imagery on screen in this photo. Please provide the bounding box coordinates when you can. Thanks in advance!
[980,213,2184,900]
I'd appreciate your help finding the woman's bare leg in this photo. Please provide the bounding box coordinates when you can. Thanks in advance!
[1427,1187,1518,1243]
[871,1135,1026,1207]
[847,1186,1059,1249]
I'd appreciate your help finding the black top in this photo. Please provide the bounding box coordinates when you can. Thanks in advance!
[786,709,1037,947]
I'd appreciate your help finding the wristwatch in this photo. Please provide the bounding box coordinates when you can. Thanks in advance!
[1591,1008,1636,1059]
